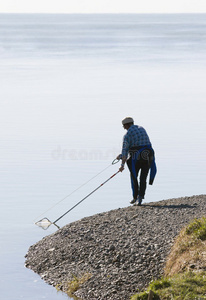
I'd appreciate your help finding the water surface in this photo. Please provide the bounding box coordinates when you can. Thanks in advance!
[0,13,205,299]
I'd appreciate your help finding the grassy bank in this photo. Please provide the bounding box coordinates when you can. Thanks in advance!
[56,273,92,299]
[131,217,206,300]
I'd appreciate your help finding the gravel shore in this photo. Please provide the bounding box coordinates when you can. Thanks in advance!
[25,195,206,300]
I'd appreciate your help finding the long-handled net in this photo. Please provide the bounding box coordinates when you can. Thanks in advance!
[35,159,120,230]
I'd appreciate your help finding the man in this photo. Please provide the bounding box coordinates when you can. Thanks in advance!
[117,117,156,206]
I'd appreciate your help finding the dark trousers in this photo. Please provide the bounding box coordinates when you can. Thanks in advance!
[127,147,154,199]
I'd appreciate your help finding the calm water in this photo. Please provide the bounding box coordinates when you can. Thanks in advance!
[0,13,206,300]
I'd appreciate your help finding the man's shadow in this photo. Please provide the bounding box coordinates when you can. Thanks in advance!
[142,203,198,209]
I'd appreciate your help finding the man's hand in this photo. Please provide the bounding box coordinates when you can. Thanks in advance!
[119,165,125,172]
[116,154,122,160]
[116,154,126,172]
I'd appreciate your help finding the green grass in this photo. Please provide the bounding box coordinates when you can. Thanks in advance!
[131,217,206,300]
[131,272,206,300]
[164,217,206,277]
[56,272,92,299]
[186,217,206,241]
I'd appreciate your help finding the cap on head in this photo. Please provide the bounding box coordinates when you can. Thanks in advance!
[122,117,134,125]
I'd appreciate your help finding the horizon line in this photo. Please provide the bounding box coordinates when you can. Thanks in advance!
[0,11,206,14]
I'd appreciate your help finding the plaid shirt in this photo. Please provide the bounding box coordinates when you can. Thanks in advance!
[121,125,151,157]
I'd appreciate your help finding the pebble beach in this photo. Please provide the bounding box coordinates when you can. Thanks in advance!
[25,195,206,299]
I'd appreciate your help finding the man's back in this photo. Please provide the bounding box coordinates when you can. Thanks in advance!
[122,125,151,157]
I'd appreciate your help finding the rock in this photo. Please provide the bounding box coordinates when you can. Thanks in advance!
[25,195,206,300]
